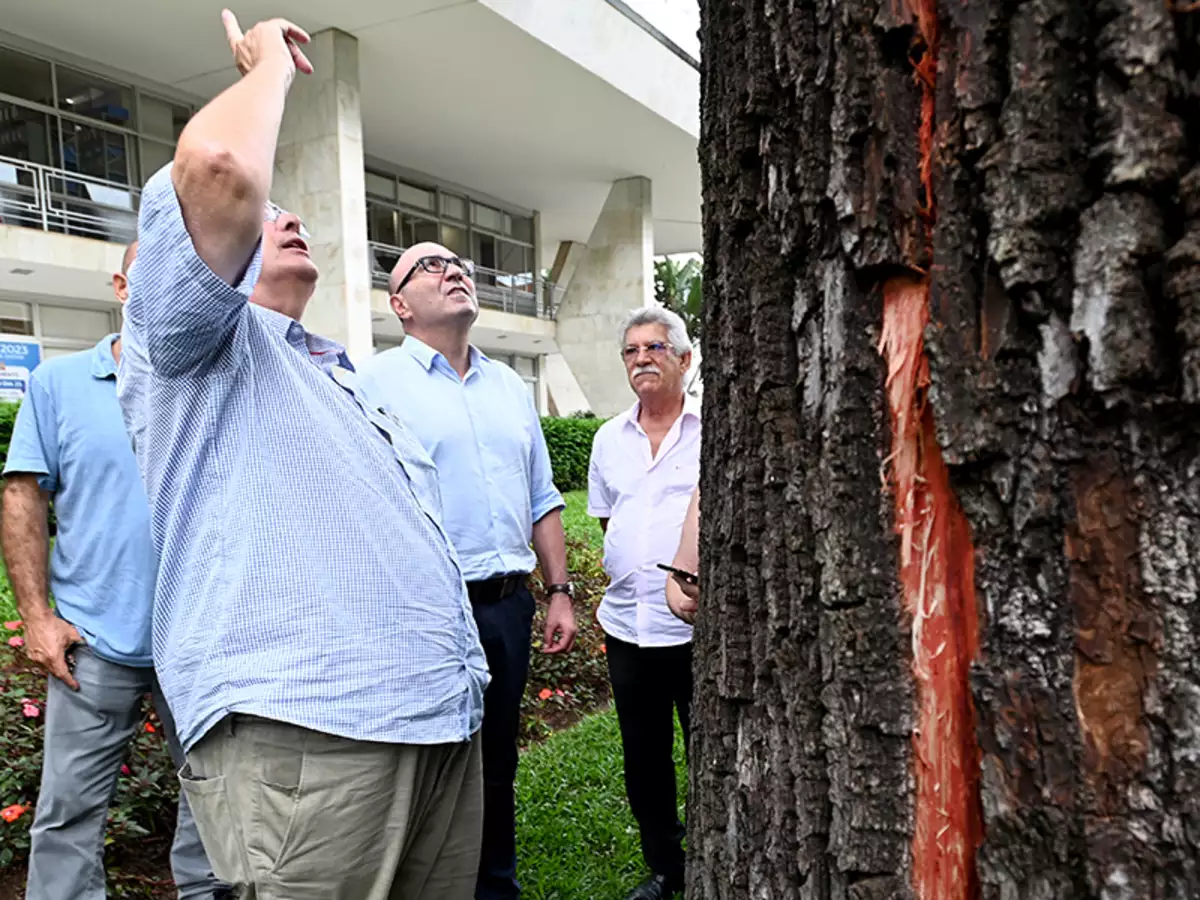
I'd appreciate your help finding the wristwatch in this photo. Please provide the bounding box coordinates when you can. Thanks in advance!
[546,582,575,600]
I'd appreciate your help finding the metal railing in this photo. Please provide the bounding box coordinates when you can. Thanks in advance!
[369,241,565,321]
[0,154,140,244]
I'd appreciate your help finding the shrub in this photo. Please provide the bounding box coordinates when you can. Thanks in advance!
[541,416,605,493]
[0,402,18,472]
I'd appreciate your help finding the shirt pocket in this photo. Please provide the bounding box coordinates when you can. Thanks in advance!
[668,461,700,495]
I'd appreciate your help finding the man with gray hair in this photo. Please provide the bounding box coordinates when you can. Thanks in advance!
[587,306,699,900]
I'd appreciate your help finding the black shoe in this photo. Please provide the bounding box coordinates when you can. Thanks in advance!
[625,874,681,900]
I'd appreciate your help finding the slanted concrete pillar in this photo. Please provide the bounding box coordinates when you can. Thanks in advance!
[554,177,654,417]
[273,29,373,362]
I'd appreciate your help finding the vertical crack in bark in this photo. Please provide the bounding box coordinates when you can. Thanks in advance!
[880,276,984,900]
[878,4,985,898]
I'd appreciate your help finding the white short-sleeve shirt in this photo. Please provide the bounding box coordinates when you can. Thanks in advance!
[588,397,700,647]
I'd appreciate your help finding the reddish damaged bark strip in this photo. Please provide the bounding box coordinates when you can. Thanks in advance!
[879,276,984,900]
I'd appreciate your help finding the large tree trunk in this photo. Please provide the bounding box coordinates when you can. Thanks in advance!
[691,1,1200,898]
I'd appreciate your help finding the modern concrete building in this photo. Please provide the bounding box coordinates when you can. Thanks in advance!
[0,0,700,416]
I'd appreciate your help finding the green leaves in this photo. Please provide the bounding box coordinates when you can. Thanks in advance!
[541,417,606,492]
[654,256,704,345]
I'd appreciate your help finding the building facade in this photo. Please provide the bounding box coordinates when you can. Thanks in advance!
[0,0,701,416]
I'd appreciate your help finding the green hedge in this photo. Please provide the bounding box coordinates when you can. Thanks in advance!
[541,415,605,493]
[0,402,18,472]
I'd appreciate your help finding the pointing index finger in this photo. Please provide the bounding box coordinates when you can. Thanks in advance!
[221,9,244,46]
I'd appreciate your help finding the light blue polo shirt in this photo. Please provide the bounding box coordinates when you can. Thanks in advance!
[4,334,155,667]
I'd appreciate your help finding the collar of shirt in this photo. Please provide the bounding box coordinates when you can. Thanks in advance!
[252,305,353,374]
[90,333,120,380]
[401,335,487,381]
[618,394,702,465]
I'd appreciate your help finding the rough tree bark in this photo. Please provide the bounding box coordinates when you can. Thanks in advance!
[691,0,1200,898]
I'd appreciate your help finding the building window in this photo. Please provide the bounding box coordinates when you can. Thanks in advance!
[0,296,119,358]
[0,42,194,188]
[364,168,536,288]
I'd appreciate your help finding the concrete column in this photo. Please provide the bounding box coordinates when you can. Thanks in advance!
[273,29,373,362]
[554,177,653,417]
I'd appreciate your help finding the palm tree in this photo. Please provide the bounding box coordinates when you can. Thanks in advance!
[654,256,703,345]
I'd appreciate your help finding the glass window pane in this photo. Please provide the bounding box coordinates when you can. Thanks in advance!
[140,138,173,185]
[497,240,528,277]
[396,179,434,211]
[56,66,134,129]
[367,202,397,245]
[511,215,533,243]
[441,193,466,220]
[42,345,80,360]
[0,47,54,106]
[365,171,395,200]
[472,233,496,270]
[471,202,504,233]
[441,225,467,257]
[513,355,536,378]
[0,300,33,335]
[39,304,112,342]
[60,121,132,184]
[139,94,188,141]
[398,212,437,247]
[0,100,56,166]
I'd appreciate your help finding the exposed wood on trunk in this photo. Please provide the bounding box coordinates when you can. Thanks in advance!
[691,0,1200,897]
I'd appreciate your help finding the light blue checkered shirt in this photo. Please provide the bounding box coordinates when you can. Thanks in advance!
[118,166,488,751]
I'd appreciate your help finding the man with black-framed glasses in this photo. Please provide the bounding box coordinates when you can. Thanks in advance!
[357,241,576,900]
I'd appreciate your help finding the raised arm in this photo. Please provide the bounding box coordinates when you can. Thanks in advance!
[174,11,312,284]
[123,12,312,378]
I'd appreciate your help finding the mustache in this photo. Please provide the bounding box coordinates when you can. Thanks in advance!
[632,364,661,378]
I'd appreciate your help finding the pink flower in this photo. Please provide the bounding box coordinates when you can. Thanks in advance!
[8,636,24,649]
[537,688,552,701]
[22,703,39,718]
[3,620,21,631]
[121,765,131,776]
[555,689,565,697]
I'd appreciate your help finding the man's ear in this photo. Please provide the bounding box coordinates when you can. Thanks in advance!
[389,293,410,322]
[679,349,693,373]
[112,273,129,304]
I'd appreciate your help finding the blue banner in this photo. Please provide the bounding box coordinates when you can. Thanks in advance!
[0,335,42,402]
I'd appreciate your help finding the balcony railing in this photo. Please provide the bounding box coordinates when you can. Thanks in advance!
[369,241,564,321]
[0,154,140,244]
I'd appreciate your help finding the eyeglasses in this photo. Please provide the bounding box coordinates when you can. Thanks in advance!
[394,255,476,294]
[621,341,672,361]
[264,201,311,241]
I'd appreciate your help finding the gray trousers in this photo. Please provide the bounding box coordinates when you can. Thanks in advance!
[25,645,224,900]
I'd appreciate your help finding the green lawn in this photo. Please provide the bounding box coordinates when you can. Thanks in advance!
[0,563,15,623]
[562,489,603,551]
[515,706,687,899]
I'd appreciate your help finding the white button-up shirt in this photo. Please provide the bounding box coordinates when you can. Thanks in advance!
[587,397,700,647]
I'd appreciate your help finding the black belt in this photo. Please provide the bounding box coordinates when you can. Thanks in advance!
[467,573,526,605]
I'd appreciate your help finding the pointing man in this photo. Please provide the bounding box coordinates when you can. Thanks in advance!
[358,243,577,900]
[117,13,488,899]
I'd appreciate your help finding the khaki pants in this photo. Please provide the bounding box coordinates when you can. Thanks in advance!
[179,715,483,900]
